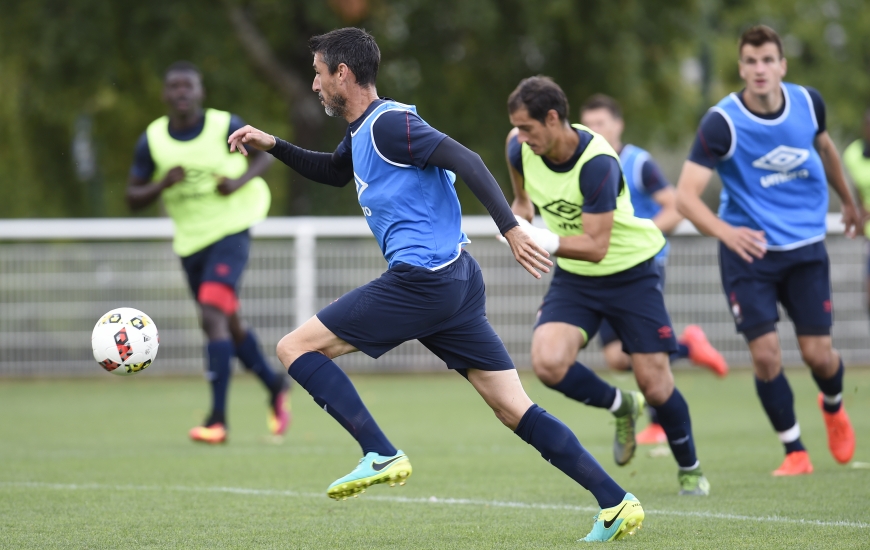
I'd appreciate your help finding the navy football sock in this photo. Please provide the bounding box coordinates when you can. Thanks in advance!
[236,330,281,393]
[546,362,618,409]
[515,404,625,509]
[206,340,234,426]
[812,358,844,413]
[289,351,396,456]
[670,343,690,362]
[652,388,698,469]
[755,371,805,454]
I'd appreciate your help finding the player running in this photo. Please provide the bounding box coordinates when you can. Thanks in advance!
[127,61,290,444]
[580,94,728,446]
[843,108,870,318]
[228,28,644,542]
[504,76,709,496]
[675,25,858,475]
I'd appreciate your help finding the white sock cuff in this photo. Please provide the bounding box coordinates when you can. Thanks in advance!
[823,393,842,406]
[777,423,801,443]
[678,460,700,472]
[609,389,623,413]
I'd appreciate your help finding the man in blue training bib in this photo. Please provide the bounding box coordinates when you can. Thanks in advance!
[580,94,729,446]
[227,28,644,542]
[676,25,858,476]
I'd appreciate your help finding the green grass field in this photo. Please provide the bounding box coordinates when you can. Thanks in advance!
[1,368,868,549]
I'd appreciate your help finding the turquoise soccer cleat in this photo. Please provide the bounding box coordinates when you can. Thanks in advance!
[581,492,645,542]
[327,450,412,500]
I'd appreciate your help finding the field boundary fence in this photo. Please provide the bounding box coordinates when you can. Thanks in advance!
[0,215,865,376]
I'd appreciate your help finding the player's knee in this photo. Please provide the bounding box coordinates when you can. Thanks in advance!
[531,355,570,386]
[799,344,833,371]
[637,377,673,407]
[276,333,302,368]
[750,346,780,378]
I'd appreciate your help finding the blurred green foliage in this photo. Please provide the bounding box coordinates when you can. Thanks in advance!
[0,0,867,218]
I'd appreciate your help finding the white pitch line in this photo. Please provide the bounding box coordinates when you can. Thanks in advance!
[2,481,867,529]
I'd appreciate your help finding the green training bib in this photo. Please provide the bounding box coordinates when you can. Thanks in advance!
[520,124,664,276]
[843,139,870,238]
[146,108,271,256]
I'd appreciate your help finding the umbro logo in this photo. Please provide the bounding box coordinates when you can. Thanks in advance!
[751,145,809,173]
[543,200,582,221]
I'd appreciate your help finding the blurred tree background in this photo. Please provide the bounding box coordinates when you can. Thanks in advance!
[0,0,867,218]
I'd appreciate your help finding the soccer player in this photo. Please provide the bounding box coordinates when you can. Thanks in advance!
[842,109,870,316]
[228,28,644,542]
[504,76,709,496]
[126,61,290,444]
[580,94,728,446]
[675,25,858,475]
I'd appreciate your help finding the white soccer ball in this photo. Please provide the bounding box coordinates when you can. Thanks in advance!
[91,307,159,375]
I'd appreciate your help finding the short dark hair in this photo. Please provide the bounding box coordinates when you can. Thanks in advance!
[739,25,783,58]
[580,94,622,119]
[309,27,380,87]
[507,76,569,124]
[164,60,201,81]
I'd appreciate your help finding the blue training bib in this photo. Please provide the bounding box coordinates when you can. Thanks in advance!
[713,82,827,250]
[620,144,668,261]
[350,101,469,270]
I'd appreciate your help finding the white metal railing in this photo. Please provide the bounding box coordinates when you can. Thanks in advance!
[0,214,863,376]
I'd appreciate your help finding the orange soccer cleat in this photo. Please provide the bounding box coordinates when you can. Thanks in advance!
[635,422,668,445]
[818,393,855,464]
[269,382,292,436]
[772,450,813,476]
[189,423,227,444]
[679,325,728,377]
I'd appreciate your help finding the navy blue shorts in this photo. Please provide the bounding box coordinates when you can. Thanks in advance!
[537,259,678,355]
[316,251,514,372]
[718,240,832,341]
[180,230,251,296]
[599,261,667,346]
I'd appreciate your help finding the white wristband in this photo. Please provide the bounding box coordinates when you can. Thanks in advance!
[515,216,560,254]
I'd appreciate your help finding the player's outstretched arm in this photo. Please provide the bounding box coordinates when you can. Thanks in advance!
[427,137,551,278]
[227,125,276,157]
[676,160,766,263]
[815,131,860,238]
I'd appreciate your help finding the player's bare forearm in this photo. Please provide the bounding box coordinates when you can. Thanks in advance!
[126,172,177,211]
[505,129,533,222]
[556,211,612,263]
[651,187,683,234]
[216,150,274,196]
[817,134,855,207]
[676,160,766,262]
[816,132,859,237]
[676,161,728,238]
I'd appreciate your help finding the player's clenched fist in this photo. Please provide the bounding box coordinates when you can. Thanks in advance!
[227,125,277,157]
